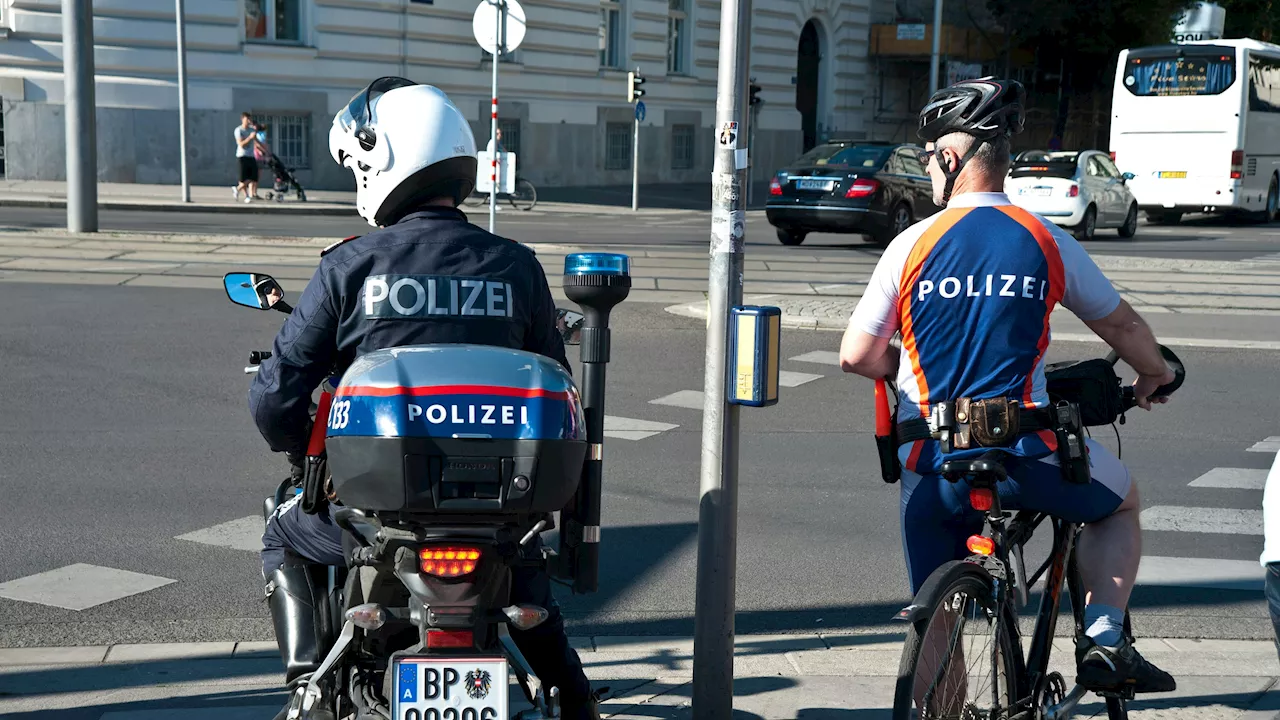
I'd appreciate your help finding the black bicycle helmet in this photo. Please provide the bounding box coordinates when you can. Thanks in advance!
[918,77,1025,142]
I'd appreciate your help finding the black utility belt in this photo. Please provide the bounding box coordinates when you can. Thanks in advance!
[896,397,1055,452]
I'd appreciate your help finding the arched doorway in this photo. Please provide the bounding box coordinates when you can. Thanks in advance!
[796,19,823,152]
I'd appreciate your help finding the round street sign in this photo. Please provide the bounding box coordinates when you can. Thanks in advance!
[473,0,527,55]
[635,101,646,122]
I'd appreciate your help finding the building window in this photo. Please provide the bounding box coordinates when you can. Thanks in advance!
[666,0,686,74]
[256,113,312,170]
[600,0,622,68]
[498,118,522,159]
[245,0,303,43]
[671,124,694,169]
[606,122,631,170]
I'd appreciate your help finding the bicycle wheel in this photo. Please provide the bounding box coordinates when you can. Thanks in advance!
[462,191,486,208]
[893,562,1022,720]
[508,179,537,211]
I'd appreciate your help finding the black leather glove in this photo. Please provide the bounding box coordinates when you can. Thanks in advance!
[286,451,306,487]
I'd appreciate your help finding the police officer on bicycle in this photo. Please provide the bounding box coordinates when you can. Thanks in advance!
[249,77,598,720]
[840,78,1178,693]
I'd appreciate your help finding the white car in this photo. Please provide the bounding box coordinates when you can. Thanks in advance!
[1005,150,1140,240]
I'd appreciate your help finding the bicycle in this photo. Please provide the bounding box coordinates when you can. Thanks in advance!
[463,176,538,211]
[891,347,1185,720]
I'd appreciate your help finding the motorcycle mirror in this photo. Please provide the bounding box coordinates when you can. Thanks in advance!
[224,272,289,312]
[556,308,585,346]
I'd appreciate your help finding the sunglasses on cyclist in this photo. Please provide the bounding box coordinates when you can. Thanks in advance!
[917,149,938,166]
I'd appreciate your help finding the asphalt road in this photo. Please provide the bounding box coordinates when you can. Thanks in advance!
[7,206,1280,261]
[0,280,1274,647]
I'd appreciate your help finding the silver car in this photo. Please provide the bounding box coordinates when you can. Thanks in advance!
[1005,150,1140,240]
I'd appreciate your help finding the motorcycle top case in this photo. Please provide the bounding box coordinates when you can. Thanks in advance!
[325,345,587,514]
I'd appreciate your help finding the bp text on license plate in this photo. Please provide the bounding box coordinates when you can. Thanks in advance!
[395,657,508,720]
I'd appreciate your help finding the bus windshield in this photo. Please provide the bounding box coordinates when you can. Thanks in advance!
[1123,48,1236,96]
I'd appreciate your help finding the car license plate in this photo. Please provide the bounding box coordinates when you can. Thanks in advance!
[394,657,508,720]
[1020,187,1052,196]
[1158,171,1187,178]
[795,178,833,191]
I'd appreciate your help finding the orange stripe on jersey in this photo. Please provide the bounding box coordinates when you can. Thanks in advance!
[897,208,972,416]
[996,205,1066,407]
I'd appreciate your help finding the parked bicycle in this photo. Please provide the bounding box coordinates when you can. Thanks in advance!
[464,176,538,212]
[891,347,1185,720]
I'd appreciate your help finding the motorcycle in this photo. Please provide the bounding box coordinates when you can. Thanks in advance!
[222,254,629,720]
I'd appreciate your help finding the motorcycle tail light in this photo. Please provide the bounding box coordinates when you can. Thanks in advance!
[420,546,482,577]
[969,488,994,512]
[845,178,880,198]
[1067,184,1080,198]
[967,535,995,556]
[426,629,474,649]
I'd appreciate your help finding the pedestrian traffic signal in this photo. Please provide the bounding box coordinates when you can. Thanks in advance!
[628,71,646,103]
[749,81,762,107]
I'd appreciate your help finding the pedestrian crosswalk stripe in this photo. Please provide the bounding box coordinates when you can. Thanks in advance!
[1248,436,1280,453]
[789,350,839,365]
[174,515,263,552]
[649,390,705,410]
[1140,506,1262,535]
[1137,556,1264,591]
[778,370,823,387]
[0,563,176,611]
[1188,467,1269,490]
[603,415,679,441]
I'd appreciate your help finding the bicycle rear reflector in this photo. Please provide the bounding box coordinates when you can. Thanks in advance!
[729,306,781,407]
[966,535,995,556]
[969,488,994,512]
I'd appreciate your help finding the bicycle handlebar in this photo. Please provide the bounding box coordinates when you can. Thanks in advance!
[1111,344,1185,411]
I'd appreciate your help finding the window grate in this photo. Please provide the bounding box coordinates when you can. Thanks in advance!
[606,122,632,170]
[671,124,694,170]
[255,113,312,170]
[498,118,521,160]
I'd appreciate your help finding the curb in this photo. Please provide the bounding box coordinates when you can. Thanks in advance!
[0,197,354,216]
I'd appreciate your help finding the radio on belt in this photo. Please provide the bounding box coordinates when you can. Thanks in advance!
[728,305,782,407]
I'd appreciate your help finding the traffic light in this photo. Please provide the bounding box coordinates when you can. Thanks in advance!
[627,71,646,103]
[749,81,762,107]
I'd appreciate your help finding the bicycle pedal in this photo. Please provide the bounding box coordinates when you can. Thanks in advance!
[1095,686,1136,701]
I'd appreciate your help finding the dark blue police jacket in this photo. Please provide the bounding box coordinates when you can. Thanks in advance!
[249,206,569,456]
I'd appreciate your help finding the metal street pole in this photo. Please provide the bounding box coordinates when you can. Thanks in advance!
[62,0,98,232]
[488,0,504,234]
[929,0,943,93]
[632,81,639,212]
[175,0,190,203]
[746,103,758,208]
[691,0,750,711]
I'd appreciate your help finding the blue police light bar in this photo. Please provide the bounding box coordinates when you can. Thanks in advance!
[728,306,782,408]
[564,253,631,277]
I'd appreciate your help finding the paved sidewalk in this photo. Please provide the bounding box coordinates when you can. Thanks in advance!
[0,634,1277,718]
[0,180,709,217]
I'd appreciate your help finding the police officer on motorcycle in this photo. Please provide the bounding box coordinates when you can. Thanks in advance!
[249,77,598,720]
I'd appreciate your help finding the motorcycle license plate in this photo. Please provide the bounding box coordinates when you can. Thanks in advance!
[393,657,508,720]
[795,178,833,191]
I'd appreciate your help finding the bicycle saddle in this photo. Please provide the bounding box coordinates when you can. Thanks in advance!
[941,450,1009,482]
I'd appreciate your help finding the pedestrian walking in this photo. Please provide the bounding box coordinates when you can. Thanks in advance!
[234,112,260,203]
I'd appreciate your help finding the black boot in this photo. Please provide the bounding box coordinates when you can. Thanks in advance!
[267,564,334,719]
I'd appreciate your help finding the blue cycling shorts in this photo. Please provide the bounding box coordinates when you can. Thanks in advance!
[899,438,1130,594]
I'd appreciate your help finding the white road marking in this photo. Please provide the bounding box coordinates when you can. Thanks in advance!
[1188,467,1270,490]
[100,707,284,719]
[175,515,264,552]
[0,563,175,611]
[789,350,840,365]
[778,370,824,387]
[1249,437,1280,453]
[1136,556,1264,591]
[1054,333,1280,351]
[1140,506,1263,535]
[649,390,706,410]
[602,415,679,441]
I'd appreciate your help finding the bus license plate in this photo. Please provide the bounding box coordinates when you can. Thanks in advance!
[795,178,833,191]
[394,657,508,720]
[1158,171,1187,178]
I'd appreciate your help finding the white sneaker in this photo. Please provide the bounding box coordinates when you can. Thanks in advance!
[233,186,241,200]
[243,196,253,204]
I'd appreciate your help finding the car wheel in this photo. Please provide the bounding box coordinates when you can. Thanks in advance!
[1147,210,1181,225]
[1118,203,1138,238]
[776,228,806,246]
[1074,205,1097,241]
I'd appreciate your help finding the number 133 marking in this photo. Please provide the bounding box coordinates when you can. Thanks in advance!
[328,400,352,430]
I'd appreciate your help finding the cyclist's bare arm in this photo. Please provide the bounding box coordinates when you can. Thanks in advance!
[840,327,900,379]
[1082,300,1175,409]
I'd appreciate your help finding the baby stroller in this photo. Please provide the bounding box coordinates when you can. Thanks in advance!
[264,151,307,203]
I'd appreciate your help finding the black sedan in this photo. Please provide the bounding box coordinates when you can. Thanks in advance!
[765,141,940,246]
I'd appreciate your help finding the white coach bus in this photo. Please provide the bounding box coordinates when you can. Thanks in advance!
[1110,38,1280,224]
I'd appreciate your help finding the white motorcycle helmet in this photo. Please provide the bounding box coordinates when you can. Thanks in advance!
[329,77,478,227]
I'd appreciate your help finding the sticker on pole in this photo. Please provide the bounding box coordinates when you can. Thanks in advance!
[635,101,646,122]
[473,0,527,55]
[718,122,738,147]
